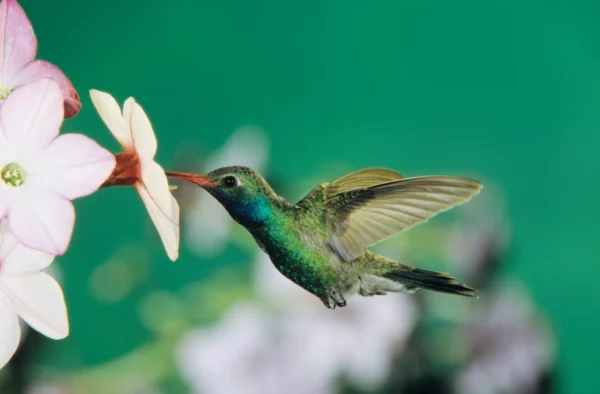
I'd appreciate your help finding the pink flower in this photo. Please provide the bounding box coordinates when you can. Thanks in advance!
[0,220,68,370]
[90,90,180,261]
[0,79,115,255]
[0,0,80,117]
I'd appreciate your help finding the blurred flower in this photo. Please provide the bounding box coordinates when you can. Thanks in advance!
[0,0,80,117]
[453,283,556,394]
[0,79,114,255]
[444,184,510,286]
[0,220,68,370]
[184,126,269,256]
[90,89,180,261]
[177,251,418,394]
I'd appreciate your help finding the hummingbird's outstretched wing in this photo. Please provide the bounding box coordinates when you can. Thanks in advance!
[300,171,482,262]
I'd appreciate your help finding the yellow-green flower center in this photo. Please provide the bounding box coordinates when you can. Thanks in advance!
[0,87,12,100]
[1,163,25,187]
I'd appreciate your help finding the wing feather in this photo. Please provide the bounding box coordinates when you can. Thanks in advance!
[326,176,482,261]
[326,168,404,196]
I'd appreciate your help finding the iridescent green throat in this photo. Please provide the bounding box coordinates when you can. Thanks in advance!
[1,163,26,187]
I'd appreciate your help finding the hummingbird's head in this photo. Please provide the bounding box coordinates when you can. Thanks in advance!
[202,166,276,227]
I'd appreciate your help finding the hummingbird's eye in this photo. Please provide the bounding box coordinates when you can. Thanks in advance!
[221,176,238,188]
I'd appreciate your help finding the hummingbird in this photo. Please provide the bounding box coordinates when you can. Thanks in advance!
[168,167,482,309]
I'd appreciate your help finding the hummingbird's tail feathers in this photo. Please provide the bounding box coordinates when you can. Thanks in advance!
[382,267,477,298]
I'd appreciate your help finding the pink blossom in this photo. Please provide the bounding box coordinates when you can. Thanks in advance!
[0,220,68,370]
[0,0,80,117]
[0,79,115,255]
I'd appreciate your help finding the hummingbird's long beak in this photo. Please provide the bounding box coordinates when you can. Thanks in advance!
[166,171,216,188]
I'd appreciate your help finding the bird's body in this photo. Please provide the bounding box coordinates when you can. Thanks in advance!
[240,186,426,308]
[172,166,482,309]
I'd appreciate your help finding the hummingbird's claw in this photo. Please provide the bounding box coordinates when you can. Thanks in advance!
[319,296,337,309]
[330,290,347,307]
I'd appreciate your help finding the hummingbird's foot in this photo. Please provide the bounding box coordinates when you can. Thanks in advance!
[330,290,347,307]
[319,296,337,309]
[318,291,347,309]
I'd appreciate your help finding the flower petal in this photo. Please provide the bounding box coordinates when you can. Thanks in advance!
[8,189,75,255]
[137,162,179,261]
[0,220,54,274]
[130,100,157,161]
[2,272,68,339]
[0,79,62,152]
[0,292,20,370]
[12,60,81,118]
[0,0,36,81]
[31,133,115,200]
[90,90,133,150]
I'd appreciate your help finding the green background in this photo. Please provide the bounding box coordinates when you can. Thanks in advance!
[21,0,598,393]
